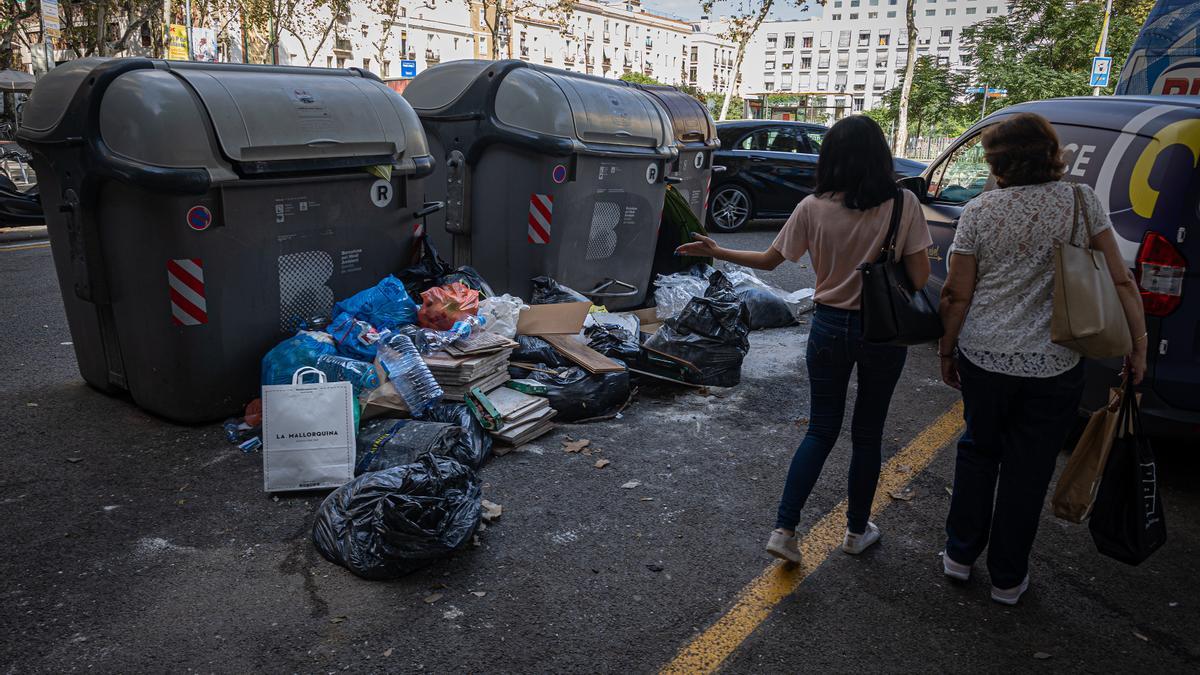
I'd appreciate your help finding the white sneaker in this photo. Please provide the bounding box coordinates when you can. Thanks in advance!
[842,522,881,555]
[991,575,1030,606]
[942,552,971,581]
[766,529,802,563]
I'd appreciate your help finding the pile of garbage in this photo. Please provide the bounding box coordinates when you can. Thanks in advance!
[225,241,809,581]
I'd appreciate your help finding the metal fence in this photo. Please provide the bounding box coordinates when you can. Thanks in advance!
[893,136,955,162]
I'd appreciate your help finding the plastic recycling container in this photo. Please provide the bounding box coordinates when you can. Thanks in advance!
[403,60,677,309]
[18,58,436,423]
[627,83,720,225]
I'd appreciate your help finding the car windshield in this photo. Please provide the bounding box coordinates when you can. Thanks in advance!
[930,136,990,203]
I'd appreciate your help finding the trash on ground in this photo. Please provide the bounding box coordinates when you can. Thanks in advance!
[332,274,419,330]
[644,271,751,387]
[563,439,591,453]
[531,276,590,304]
[377,334,444,413]
[312,455,481,580]
[512,335,572,368]
[424,593,443,604]
[537,333,625,374]
[584,323,641,361]
[654,264,814,329]
[481,499,503,523]
[506,378,549,395]
[421,401,493,470]
[507,362,631,423]
[262,366,356,493]
[515,301,591,335]
[890,486,918,502]
[478,294,527,339]
[423,348,513,402]
[620,480,642,489]
[418,282,481,331]
[354,418,467,475]
[594,459,611,469]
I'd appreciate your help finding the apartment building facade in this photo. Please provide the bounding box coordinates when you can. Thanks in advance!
[687,17,738,94]
[741,0,1009,114]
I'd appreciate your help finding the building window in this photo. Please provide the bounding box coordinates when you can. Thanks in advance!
[382,60,390,76]
[873,72,887,89]
[784,34,795,49]
[850,0,860,5]
[986,5,998,13]
[835,72,848,89]
[925,9,936,16]
[856,52,868,68]
[837,51,849,67]
[765,81,775,91]
[336,57,346,68]
[782,74,793,89]
[853,72,867,88]
[832,13,842,20]
[820,31,832,48]
[799,74,811,88]
[853,97,864,112]
[801,56,812,68]
[765,60,776,70]
[966,6,976,13]
[876,52,888,67]
[887,11,896,17]
[802,33,813,48]
[819,52,831,67]
[940,29,953,44]
[817,74,829,89]
[782,58,794,69]
[766,33,778,49]
[858,31,870,47]
[326,56,333,68]
[946,8,956,15]
[919,27,932,45]
[838,30,851,48]
[878,30,891,46]
[868,11,878,18]
[850,13,858,19]
[833,0,842,6]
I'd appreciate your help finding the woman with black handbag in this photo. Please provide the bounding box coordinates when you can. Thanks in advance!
[676,115,932,563]
[937,113,1148,605]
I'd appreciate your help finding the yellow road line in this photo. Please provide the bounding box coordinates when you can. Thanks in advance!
[661,401,965,675]
[0,241,50,252]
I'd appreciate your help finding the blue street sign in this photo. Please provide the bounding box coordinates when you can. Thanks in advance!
[1090,56,1112,87]
[966,87,1007,96]
[400,60,417,78]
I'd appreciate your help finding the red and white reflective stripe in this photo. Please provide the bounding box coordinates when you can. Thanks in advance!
[413,221,425,238]
[167,258,208,326]
[528,193,553,244]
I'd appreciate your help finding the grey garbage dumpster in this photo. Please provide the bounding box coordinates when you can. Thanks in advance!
[627,83,719,225]
[403,60,676,309]
[17,58,435,424]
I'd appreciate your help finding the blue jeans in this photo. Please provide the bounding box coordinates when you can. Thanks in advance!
[775,305,908,534]
[945,354,1085,589]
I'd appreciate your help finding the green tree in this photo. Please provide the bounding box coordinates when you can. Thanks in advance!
[618,71,662,86]
[869,56,972,141]
[962,0,1155,108]
[700,1,826,121]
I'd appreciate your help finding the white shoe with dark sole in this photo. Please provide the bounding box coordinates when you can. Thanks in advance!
[766,529,803,563]
[942,552,971,581]
[991,575,1030,606]
[842,522,881,555]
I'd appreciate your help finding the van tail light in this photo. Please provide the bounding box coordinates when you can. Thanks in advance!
[1136,231,1187,317]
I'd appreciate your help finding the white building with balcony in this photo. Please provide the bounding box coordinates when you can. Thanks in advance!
[742,0,1008,117]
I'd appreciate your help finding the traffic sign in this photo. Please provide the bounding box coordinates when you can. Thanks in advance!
[400,60,417,78]
[41,0,60,39]
[1091,56,1112,87]
[966,86,1007,97]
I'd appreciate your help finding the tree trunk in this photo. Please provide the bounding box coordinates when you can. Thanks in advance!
[96,2,109,57]
[719,43,746,121]
[719,0,773,122]
[895,0,917,157]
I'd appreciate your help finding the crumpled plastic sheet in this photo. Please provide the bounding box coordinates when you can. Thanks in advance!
[478,294,527,339]
[420,402,492,470]
[507,361,631,422]
[418,282,480,331]
[332,275,419,330]
[531,276,590,304]
[654,264,814,329]
[261,330,337,386]
[355,418,466,475]
[584,323,641,360]
[312,455,481,581]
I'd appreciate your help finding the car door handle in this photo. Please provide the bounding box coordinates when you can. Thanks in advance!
[712,165,727,173]
[749,156,767,162]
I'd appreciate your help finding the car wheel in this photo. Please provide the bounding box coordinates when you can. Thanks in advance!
[708,185,753,232]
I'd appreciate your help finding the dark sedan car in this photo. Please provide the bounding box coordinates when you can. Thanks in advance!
[708,119,926,231]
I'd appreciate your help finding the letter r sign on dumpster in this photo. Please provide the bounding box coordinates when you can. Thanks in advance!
[370,179,394,207]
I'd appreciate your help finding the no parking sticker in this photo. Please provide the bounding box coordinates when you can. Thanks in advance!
[186,205,212,231]
[551,164,568,184]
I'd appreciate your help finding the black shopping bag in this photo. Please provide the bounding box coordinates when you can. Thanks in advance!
[1088,380,1167,565]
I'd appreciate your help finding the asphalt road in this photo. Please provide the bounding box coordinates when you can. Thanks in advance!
[2,229,1197,673]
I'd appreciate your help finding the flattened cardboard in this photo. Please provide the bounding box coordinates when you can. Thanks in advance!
[515,301,591,335]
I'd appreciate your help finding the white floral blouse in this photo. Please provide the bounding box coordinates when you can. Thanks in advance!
[951,181,1112,378]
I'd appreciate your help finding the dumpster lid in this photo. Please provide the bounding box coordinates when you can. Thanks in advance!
[495,67,670,149]
[19,58,106,135]
[636,84,717,145]
[170,66,412,164]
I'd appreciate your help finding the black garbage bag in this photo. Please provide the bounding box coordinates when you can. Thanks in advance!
[531,276,590,304]
[355,417,468,475]
[512,335,571,367]
[507,362,630,422]
[644,270,751,387]
[422,402,493,470]
[312,455,482,580]
[441,266,494,298]
[735,286,798,329]
[397,238,453,300]
[585,323,641,360]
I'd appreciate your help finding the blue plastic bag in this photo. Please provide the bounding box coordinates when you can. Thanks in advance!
[261,331,338,386]
[332,275,419,330]
[328,312,382,361]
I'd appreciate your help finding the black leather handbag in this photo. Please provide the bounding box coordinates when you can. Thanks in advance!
[858,189,944,345]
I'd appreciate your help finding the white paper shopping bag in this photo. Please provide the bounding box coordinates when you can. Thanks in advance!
[262,367,356,493]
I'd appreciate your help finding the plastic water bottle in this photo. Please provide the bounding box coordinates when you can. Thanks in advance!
[315,354,381,393]
[448,314,486,341]
[377,334,443,414]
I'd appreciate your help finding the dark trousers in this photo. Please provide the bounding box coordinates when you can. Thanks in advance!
[775,305,907,534]
[946,354,1085,589]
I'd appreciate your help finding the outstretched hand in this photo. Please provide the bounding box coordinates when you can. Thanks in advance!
[675,233,720,258]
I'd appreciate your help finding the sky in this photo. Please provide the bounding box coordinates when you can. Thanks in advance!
[640,0,819,22]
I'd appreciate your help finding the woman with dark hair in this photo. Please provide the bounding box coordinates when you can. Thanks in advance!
[937,112,1147,605]
[677,115,932,562]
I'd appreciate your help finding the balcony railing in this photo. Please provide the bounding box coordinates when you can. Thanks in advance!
[425,49,440,63]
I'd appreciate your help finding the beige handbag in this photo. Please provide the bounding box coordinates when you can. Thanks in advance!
[1050,184,1132,359]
